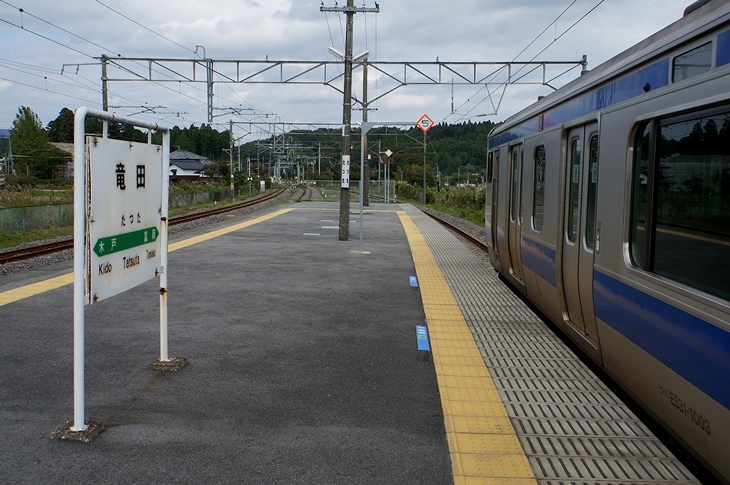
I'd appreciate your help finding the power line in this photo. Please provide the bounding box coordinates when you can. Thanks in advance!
[450,0,603,122]
[0,16,95,58]
[0,75,100,107]
[0,0,123,57]
[95,0,195,55]
[0,1,264,124]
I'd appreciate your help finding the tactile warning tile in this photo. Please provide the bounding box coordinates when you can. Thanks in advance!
[398,205,699,485]
[398,210,537,485]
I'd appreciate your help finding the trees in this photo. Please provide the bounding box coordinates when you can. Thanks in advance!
[10,106,66,181]
[13,103,496,188]
[46,108,75,143]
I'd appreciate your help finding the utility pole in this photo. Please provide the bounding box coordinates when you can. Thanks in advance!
[321,0,379,241]
[362,59,370,207]
[229,119,235,201]
[101,55,109,112]
[338,0,353,241]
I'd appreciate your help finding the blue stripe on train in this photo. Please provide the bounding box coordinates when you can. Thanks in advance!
[489,58,670,149]
[521,237,557,287]
[717,29,730,67]
[594,271,730,409]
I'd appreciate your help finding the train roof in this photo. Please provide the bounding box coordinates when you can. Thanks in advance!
[490,0,730,138]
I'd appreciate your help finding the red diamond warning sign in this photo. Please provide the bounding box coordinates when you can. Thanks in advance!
[416,113,435,133]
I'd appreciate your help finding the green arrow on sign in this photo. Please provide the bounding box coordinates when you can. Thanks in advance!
[93,227,159,257]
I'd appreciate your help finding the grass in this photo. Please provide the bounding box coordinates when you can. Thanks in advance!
[0,226,74,250]
[0,198,251,250]
[428,203,485,226]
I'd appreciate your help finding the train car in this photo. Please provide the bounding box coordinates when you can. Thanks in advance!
[485,0,730,482]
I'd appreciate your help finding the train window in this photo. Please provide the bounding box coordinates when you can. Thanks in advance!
[672,42,712,82]
[631,108,730,300]
[585,135,599,249]
[567,138,581,243]
[532,146,546,232]
[487,152,494,182]
[630,123,652,269]
[511,148,522,224]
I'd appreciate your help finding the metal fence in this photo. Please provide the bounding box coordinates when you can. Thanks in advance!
[0,183,400,233]
[306,180,396,203]
[0,189,238,233]
[0,204,74,232]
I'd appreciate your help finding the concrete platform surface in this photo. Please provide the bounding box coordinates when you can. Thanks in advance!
[0,202,453,484]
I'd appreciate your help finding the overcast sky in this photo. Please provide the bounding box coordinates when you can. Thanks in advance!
[0,0,692,138]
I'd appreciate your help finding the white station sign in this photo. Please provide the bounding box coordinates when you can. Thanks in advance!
[88,137,163,304]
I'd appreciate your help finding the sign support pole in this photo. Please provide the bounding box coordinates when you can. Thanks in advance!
[71,107,89,432]
[416,113,435,204]
[159,133,170,362]
[65,107,172,437]
[423,130,427,204]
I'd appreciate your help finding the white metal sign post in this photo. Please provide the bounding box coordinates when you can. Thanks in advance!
[61,107,173,439]
[417,114,434,205]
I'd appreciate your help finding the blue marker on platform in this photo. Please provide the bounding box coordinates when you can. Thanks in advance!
[415,325,431,352]
[409,276,418,288]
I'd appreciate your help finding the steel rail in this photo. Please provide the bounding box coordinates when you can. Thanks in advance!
[0,187,291,265]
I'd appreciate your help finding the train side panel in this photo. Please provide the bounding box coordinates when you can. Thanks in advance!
[487,2,730,481]
[514,131,565,336]
[594,60,730,480]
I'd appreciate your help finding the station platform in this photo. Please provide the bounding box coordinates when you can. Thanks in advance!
[0,201,698,484]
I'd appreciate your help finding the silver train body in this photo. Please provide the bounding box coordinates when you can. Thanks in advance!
[486,1,730,482]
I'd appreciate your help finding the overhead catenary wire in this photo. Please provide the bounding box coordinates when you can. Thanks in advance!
[449,0,604,123]
[95,0,195,56]
[1,0,123,57]
[0,0,266,126]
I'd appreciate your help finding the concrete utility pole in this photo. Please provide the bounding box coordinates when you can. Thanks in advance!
[341,3,354,240]
[363,59,370,207]
[321,0,379,241]
[229,119,235,201]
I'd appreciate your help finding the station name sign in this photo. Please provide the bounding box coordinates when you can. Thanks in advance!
[88,137,163,304]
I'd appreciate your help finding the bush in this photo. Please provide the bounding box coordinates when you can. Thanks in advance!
[394,181,486,225]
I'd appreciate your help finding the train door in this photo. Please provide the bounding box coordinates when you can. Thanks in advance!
[507,144,524,284]
[486,150,501,267]
[561,125,599,344]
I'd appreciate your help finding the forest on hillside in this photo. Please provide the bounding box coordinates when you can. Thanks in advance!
[2,106,497,188]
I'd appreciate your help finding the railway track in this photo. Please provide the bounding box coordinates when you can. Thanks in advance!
[420,208,489,253]
[0,186,291,265]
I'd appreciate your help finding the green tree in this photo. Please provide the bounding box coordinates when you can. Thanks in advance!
[10,106,65,180]
[46,108,75,142]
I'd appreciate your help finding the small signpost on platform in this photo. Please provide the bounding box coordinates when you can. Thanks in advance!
[53,107,184,443]
[416,114,434,204]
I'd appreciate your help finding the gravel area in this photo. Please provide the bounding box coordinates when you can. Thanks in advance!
[0,236,74,277]
[420,206,487,245]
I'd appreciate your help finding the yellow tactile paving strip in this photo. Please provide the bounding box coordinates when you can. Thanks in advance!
[0,273,74,307]
[0,208,293,308]
[397,210,537,485]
